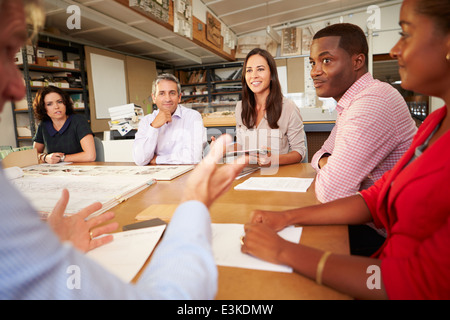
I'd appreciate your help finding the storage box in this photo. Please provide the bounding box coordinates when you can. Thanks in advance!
[14,98,28,110]
[73,101,85,109]
[61,61,75,69]
[37,49,45,58]
[30,80,44,87]
[47,61,61,68]
[26,45,34,56]
[36,57,47,66]
[2,148,38,169]
[57,81,70,88]
[17,126,32,137]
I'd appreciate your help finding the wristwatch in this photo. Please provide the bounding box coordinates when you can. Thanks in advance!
[60,155,65,162]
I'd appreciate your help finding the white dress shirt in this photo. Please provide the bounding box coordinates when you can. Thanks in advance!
[133,105,206,165]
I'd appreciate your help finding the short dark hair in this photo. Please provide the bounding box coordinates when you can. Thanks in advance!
[33,86,74,122]
[313,23,368,67]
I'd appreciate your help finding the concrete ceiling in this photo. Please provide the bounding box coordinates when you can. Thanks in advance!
[42,0,395,67]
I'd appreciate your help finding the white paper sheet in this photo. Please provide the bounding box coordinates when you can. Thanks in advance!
[4,166,24,180]
[234,177,314,192]
[86,225,166,283]
[211,224,302,273]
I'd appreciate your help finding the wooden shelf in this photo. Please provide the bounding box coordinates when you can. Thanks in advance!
[29,86,83,92]
[17,64,81,73]
[12,36,90,148]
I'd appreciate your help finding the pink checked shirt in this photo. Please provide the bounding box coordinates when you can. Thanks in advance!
[311,73,417,203]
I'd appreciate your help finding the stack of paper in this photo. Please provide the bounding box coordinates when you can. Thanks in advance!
[211,224,302,273]
[10,164,193,219]
[86,225,166,283]
[108,103,136,120]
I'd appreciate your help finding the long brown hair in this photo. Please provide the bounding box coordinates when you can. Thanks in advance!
[241,48,283,129]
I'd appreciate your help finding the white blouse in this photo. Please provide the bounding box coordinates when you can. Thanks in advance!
[235,97,306,159]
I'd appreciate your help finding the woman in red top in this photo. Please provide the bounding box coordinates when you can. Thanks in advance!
[241,0,450,299]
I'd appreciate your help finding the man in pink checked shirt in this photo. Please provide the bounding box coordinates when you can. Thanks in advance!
[308,24,417,255]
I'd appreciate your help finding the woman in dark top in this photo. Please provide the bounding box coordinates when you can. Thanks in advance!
[33,86,95,163]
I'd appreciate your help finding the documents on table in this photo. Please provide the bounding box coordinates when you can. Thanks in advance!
[87,223,300,283]
[21,164,194,181]
[225,148,268,157]
[234,177,314,192]
[8,164,194,219]
[10,173,156,219]
[86,225,166,283]
[235,166,260,180]
[211,224,302,273]
[3,166,24,180]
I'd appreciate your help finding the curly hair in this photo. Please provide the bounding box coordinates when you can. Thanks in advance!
[33,86,74,122]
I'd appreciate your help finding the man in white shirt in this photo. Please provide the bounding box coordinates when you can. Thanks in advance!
[0,1,246,299]
[133,74,206,165]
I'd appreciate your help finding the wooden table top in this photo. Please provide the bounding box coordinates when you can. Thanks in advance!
[86,162,351,300]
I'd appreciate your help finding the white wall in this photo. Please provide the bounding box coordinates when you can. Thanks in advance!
[102,140,134,162]
[0,102,18,148]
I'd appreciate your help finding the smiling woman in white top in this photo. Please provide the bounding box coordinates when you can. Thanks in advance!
[236,48,306,167]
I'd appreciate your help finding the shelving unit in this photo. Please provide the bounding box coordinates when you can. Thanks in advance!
[12,36,89,147]
[175,62,243,114]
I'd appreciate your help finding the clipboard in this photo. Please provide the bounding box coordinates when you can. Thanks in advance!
[123,218,167,231]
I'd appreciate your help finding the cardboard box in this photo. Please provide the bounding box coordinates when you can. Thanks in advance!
[36,57,47,66]
[14,98,28,110]
[61,61,75,69]
[73,101,85,109]
[26,45,34,56]
[30,80,44,87]
[15,50,34,65]
[58,81,70,88]
[37,49,45,58]
[17,126,32,137]
[50,81,69,88]
[2,148,38,169]
[47,61,61,68]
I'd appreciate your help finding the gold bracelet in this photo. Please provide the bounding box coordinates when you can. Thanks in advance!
[316,251,332,286]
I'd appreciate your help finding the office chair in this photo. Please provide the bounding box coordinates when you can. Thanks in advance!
[302,132,309,163]
[94,136,105,162]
